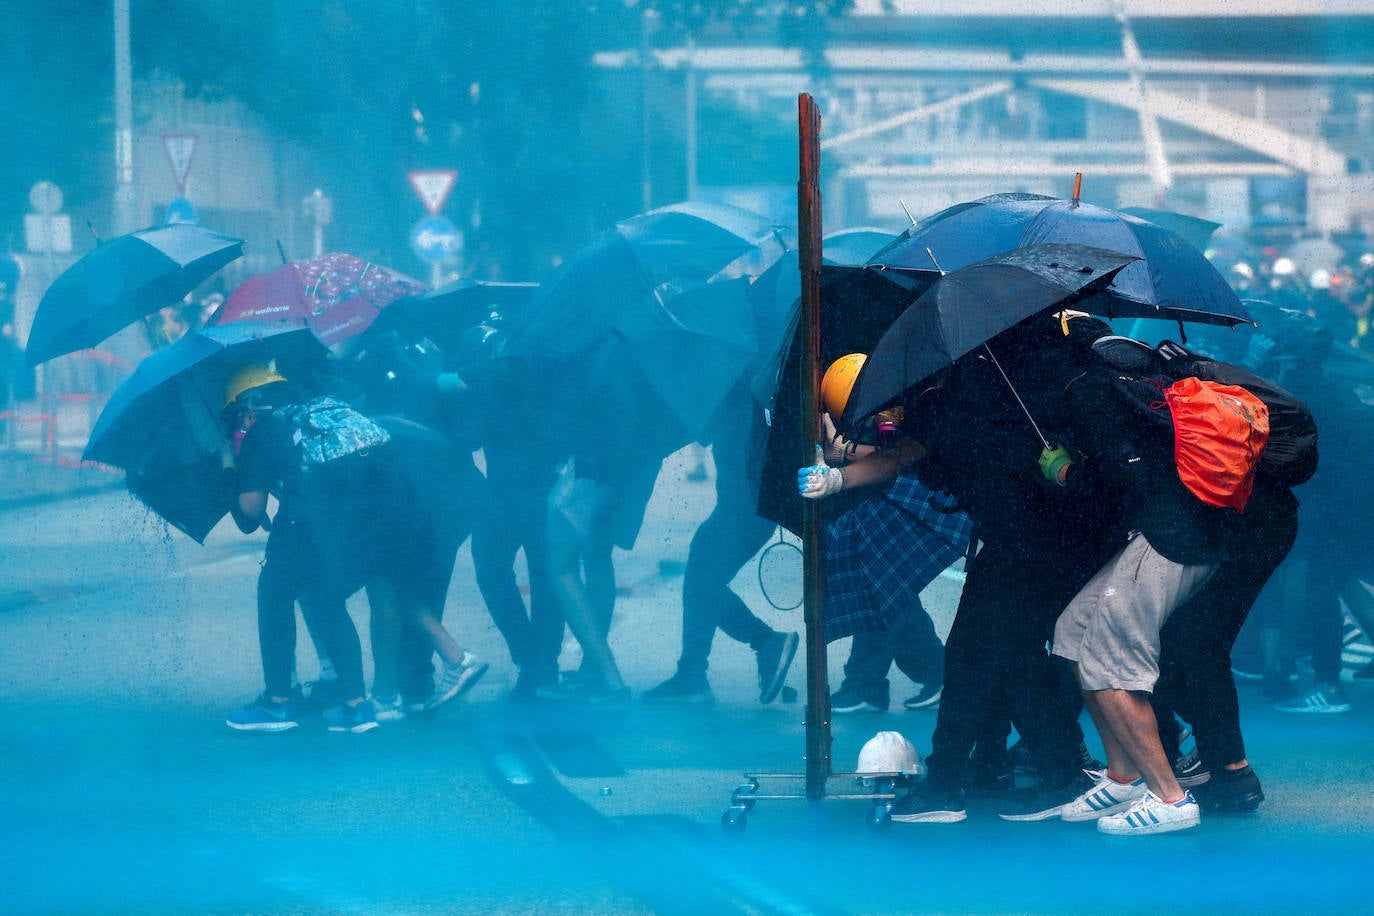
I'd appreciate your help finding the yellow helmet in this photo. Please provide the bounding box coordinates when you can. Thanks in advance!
[821,353,867,417]
[223,362,286,408]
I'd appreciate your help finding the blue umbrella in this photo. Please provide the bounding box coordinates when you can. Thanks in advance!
[27,223,244,366]
[84,321,327,541]
[503,200,787,361]
[867,193,1250,327]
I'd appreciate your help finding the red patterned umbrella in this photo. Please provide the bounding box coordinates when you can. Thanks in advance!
[213,252,426,350]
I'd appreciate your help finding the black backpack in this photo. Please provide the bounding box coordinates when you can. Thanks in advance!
[1156,339,1319,488]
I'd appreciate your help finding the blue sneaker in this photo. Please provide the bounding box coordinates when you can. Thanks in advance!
[324,700,379,733]
[226,694,299,732]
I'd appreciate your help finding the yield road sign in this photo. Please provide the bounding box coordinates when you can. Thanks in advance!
[163,133,198,194]
[408,169,457,216]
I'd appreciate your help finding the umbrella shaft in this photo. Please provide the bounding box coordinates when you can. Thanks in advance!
[982,344,1051,450]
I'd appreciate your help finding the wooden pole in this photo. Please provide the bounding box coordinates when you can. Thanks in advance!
[797,92,831,801]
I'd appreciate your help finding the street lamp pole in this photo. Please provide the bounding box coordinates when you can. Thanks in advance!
[113,0,138,235]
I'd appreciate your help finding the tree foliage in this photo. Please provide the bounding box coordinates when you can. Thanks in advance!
[5,0,852,276]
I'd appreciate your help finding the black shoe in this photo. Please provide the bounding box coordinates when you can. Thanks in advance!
[997,770,1097,822]
[1173,748,1212,788]
[1262,669,1299,701]
[1008,738,1034,775]
[830,683,887,714]
[1192,765,1264,814]
[298,678,347,714]
[641,673,714,704]
[962,767,1015,800]
[535,678,632,709]
[510,668,556,703]
[890,783,967,824]
[902,683,943,710]
[756,632,799,704]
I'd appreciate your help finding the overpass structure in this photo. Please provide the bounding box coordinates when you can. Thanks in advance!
[598,1,1374,240]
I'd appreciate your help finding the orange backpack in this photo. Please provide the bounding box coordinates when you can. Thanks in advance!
[1162,376,1270,512]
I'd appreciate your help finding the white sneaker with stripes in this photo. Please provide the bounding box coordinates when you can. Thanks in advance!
[1061,772,1148,822]
[1097,790,1201,836]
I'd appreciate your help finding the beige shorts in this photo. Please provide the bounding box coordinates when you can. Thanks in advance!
[1052,532,1216,692]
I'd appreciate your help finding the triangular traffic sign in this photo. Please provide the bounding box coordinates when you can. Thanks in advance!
[408,169,458,215]
[163,133,198,194]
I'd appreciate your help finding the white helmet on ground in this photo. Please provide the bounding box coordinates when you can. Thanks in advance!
[856,731,923,783]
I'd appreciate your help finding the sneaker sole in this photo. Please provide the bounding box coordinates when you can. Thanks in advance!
[328,721,380,734]
[425,663,490,711]
[903,692,942,710]
[891,810,967,824]
[641,693,715,705]
[1274,703,1351,714]
[1175,769,1212,788]
[1198,793,1264,814]
[226,720,299,733]
[1061,801,1137,822]
[760,633,799,705]
[1097,810,1200,835]
[999,806,1067,822]
[833,703,885,714]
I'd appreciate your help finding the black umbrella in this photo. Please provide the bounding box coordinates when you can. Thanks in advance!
[28,223,245,366]
[359,278,537,355]
[503,200,786,362]
[867,192,1250,328]
[748,258,939,412]
[754,261,941,536]
[841,243,1138,432]
[84,321,328,542]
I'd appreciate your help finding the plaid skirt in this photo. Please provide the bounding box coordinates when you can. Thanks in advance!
[824,473,973,642]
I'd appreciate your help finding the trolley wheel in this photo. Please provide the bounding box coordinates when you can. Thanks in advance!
[731,783,759,810]
[721,805,749,833]
[867,803,893,831]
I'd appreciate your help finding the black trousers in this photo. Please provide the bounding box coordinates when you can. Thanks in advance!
[677,408,778,679]
[1154,485,1299,767]
[472,443,564,684]
[257,517,366,702]
[838,597,944,705]
[924,537,1107,793]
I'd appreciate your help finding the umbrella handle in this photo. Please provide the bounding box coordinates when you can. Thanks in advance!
[1073,172,1083,201]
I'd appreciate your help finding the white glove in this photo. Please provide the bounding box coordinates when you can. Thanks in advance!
[820,412,856,465]
[798,445,845,500]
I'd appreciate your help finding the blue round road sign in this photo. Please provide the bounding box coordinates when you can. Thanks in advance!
[164,196,198,225]
[410,215,461,264]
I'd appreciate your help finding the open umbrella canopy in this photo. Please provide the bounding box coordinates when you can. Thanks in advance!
[868,192,1250,327]
[611,276,759,437]
[821,226,900,267]
[754,262,942,537]
[748,257,939,412]
[212,252,426,351]
[27,223,244,366]
[360,278,537,355]
[841,243,1138,431]
[85,321,328,542]
[503,201,787,362]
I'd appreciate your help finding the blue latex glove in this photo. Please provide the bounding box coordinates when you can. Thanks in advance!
[798,445,845,499]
